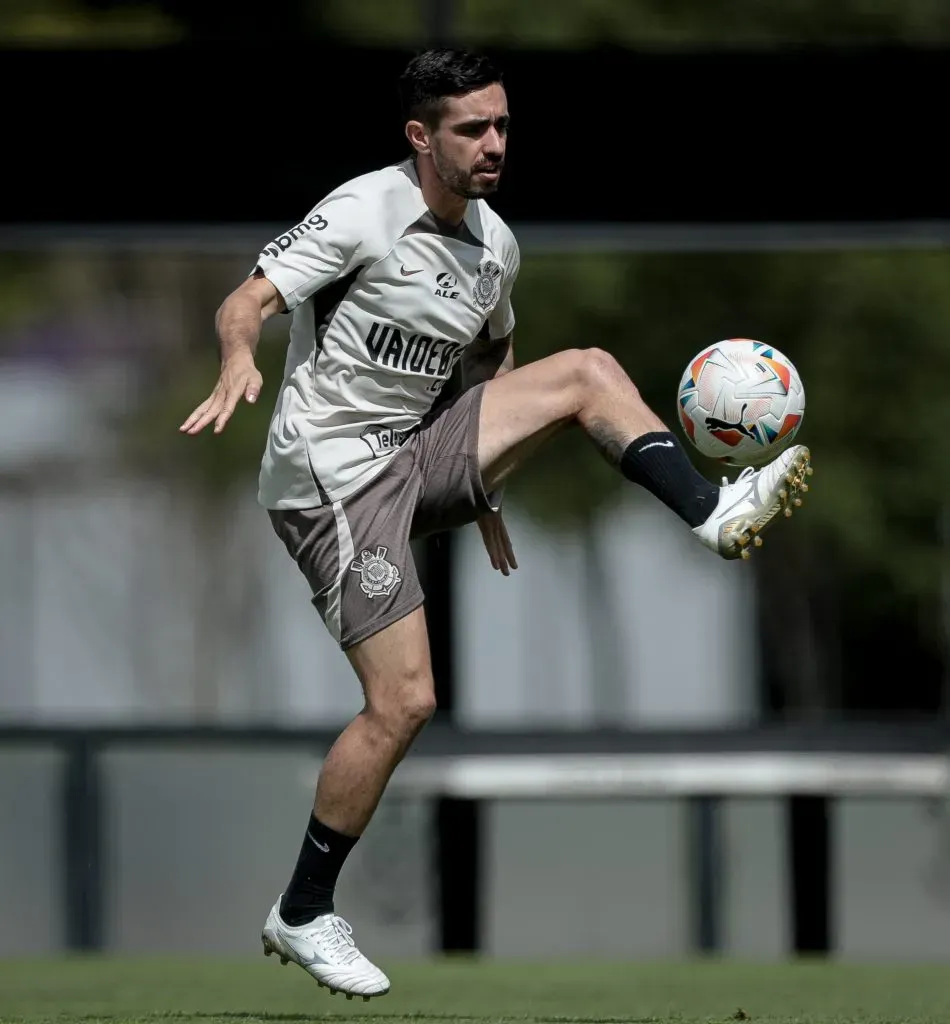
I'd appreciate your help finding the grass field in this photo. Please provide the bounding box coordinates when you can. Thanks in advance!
[3,957,950,1024]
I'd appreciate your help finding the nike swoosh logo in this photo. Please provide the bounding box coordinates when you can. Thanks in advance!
[400,266,423,277]
[307,831,330,853]
[638,440,675,452]
[281,936,329,966]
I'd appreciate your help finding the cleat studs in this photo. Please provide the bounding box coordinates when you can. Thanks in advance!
[801,483,809,492]
[346,994,354,1001]
[363,997,371,1003]
[280,957,288,966]
[778,488,787,501]
[784,507,793,517]
[741,548,751,560]
[793,498,802,507]
[806,466,813,476]
[754,536,763,547]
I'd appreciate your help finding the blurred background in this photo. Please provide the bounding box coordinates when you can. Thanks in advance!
[1,0,949,971]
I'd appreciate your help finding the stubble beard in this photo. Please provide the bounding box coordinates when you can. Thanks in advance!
[432,144,502,199]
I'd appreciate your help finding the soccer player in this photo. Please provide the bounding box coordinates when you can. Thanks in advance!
[180,48,810,999]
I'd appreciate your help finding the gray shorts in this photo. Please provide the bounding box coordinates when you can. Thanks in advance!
[268,383,492,650]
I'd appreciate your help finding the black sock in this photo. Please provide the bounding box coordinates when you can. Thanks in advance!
[619,431,720,528]
[279,814,359,925]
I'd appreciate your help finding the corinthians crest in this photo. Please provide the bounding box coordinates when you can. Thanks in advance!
[350,546,401,598]
[473,258,503,311]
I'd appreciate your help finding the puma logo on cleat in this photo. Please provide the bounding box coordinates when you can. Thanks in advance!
[705,402,757,440]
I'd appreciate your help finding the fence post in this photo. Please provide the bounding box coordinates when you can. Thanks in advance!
[788,794,831,954]
[689,795,722,953]
[62,734,105,951]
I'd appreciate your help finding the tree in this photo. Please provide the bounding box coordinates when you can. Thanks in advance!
[315,0,950,48]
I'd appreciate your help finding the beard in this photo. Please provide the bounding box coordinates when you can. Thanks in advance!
[432,144,504,198]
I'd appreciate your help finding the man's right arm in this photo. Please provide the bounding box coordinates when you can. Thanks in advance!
[180,190,365,437]
[215,268,286,365]
[179,270,287,436]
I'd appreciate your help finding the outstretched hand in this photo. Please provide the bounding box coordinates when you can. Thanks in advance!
[477,511,518,576]
[179,355,263,435]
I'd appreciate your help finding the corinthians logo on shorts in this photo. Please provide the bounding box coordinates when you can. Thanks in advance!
[350,546,401,598]
[473,258,503,310]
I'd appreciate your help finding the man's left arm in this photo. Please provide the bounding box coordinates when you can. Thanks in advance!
[464,240,520,575]
[460,331,517,575]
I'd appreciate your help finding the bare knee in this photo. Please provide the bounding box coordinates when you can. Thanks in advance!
[564,347,638,406]
[400,686,437,735]
[365,673,436,747]
[580,347,634,391]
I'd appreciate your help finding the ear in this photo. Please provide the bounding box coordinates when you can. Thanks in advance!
[405,119,431,156]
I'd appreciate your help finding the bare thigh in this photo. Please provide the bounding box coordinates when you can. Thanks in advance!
[478,347,665,493]
[477,349,583,492]
[345,604,435,716]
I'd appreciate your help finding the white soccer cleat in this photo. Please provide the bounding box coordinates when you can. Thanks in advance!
[261,897,391,1000]
[692,444,812,560]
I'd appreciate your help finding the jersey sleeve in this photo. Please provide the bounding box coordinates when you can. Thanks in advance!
[252,192,365,311]
[485,235,520,339]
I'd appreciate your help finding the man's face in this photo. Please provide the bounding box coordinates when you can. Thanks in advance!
[428,83,509,199]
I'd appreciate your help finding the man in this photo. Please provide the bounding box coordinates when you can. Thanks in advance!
[180,48,810,999]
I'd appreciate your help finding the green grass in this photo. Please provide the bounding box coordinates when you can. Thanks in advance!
[2,956,950,1024]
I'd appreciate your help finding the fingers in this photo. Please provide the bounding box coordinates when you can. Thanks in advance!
[214,384,245,434]
[499,518,518,571]
[180,367,263,435]
[477,517,502,573]
[478,514,517,577]
[244,368,263,405]
[493,530,510,576]
[483,530,501,572]
[493,537,509,575]
[179,387,222,434]
[213,367,265,433]
[489,523,514,576]
[487,545,504,574]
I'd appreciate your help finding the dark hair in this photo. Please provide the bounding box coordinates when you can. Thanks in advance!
[399,48,503,128]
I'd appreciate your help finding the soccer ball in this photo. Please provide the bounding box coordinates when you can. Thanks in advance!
[676,338,805,467]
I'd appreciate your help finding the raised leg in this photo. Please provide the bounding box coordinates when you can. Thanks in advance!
[476,346,811,559]
[477,347,668,489]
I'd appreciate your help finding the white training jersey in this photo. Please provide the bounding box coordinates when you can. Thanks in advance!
[253,157,520,510]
